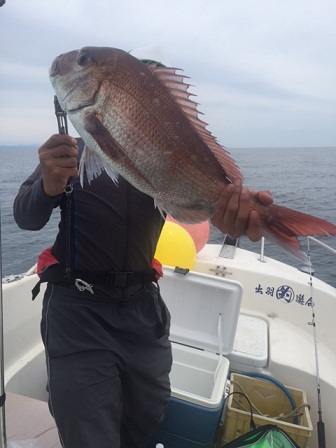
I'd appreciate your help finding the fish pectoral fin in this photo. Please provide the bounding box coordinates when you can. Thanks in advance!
[83,111,155,190]
[84,111,126,162]
[79,145,119,186]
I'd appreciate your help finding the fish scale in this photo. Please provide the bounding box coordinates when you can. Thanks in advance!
[98,64,224,204]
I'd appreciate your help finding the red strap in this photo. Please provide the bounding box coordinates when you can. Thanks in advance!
[37,246,59,278]
[152,258,163,280]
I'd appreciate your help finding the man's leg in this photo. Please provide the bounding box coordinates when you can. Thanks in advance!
[41,284,124,448]
[120,285,172,448]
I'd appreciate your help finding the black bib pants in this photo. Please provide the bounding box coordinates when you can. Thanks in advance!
[41,282,172,448]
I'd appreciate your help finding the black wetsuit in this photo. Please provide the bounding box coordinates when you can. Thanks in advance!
[13,151,172,448]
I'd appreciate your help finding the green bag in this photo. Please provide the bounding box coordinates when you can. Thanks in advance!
[222,423,300,447]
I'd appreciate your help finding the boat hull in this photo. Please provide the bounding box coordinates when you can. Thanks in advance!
[3,245,336,447]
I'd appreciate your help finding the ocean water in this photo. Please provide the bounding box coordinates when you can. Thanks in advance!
[1,146,336,287]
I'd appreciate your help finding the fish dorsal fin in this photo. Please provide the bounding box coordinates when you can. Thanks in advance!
[148,64,243,182]
[79,145,119,186]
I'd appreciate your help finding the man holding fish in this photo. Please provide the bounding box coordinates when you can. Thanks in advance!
[14,48,274,448]
[14,134,272,448]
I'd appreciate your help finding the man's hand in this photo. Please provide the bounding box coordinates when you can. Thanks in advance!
[38,134,79,197]
[211,179,273,242]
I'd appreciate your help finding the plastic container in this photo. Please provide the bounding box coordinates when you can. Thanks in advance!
[223,373,313,447]
[151,268,243,448]
[151,343,230,447]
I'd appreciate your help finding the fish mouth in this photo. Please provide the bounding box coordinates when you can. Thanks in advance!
[50,50,79,78]
[49,59,60,79]
[50,50,98,112]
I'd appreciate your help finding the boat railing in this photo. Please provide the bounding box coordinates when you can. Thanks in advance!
[258,235,336,275]
[308,236,336,255]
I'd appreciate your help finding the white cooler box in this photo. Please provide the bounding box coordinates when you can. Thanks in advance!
[151,267,243,448]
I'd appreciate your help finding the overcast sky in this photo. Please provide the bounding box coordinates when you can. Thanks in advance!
[0,0,335,147]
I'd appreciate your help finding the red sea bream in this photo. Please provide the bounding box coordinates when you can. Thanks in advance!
[49,46,336,259]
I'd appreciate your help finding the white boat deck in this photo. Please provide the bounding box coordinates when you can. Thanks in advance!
[6,393,61,447]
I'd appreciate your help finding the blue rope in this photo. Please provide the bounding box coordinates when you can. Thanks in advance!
[244,372,299,425]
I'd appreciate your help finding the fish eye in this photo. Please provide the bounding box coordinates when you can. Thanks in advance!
[77,50,92,66]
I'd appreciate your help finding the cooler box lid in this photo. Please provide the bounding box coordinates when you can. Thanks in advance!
[160,267,243,355]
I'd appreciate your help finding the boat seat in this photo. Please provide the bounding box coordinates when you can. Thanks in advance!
[227,314,268,369]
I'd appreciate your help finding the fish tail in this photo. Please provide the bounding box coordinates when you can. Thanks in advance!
[259,203,336,261]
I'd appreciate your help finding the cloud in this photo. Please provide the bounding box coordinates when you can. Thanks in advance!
[0,0,335,146]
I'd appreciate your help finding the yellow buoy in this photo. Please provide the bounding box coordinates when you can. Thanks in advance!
[155,221,196,270]
[166,216,210,253]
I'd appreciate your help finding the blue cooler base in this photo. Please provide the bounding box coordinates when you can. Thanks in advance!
[151,429,216,448]
[150,395,224,448]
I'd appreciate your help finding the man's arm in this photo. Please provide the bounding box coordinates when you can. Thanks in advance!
[13,134,79,230]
